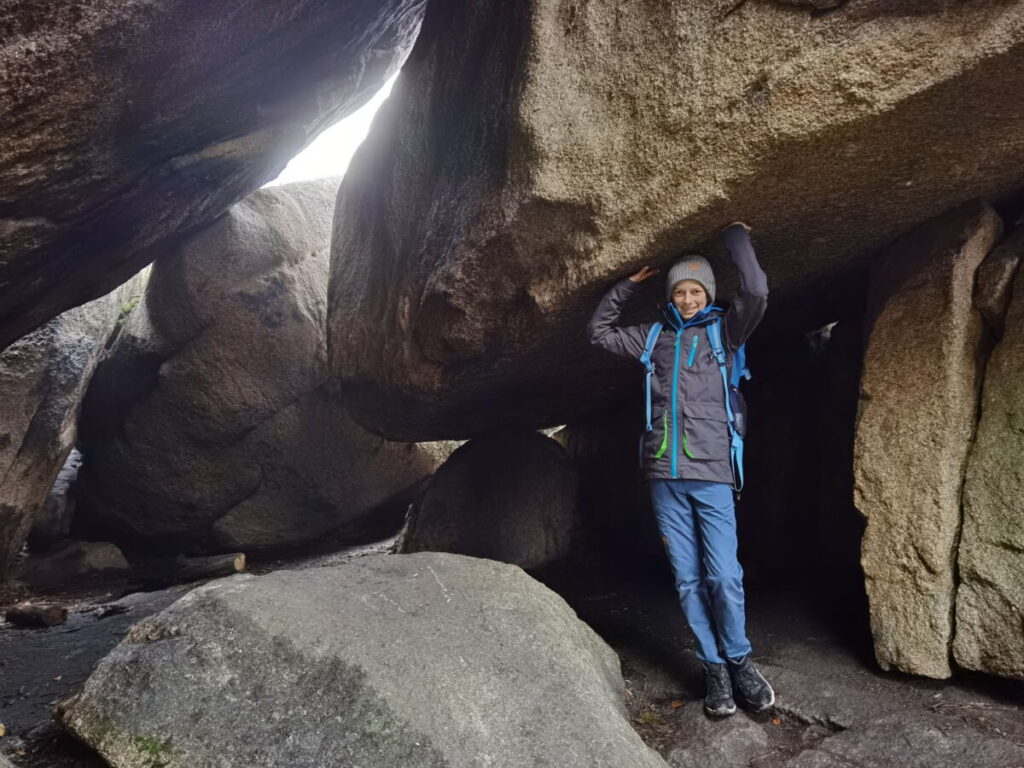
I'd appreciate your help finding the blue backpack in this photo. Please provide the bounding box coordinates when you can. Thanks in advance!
[638,312,750,491]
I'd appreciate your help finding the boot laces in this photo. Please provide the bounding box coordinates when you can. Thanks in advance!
[705,663,731,701]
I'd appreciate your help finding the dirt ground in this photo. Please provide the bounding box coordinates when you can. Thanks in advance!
[1,545,1022,768]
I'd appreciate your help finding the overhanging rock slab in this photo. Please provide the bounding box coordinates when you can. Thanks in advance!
[329,0,1024,440]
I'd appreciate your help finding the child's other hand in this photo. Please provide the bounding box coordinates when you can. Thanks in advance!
[628,266,660,283]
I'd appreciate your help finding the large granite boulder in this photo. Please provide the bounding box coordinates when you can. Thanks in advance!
[954,227,1024,681]
[854,202,1001,678]
[328,0,1024,440]
[0,0,425,350]
[78,180,450,555]
[398,431,578,570]
[0,276,145,580]
[58,553,668,768]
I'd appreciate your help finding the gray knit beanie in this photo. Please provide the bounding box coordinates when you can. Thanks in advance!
[666,255,716,303]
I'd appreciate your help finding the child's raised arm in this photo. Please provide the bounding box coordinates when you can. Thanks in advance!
[723,223,768,348]
[587,267,658,360]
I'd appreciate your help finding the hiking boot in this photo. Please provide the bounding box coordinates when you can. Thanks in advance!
[726,655,775,712]
[701,661,737,717]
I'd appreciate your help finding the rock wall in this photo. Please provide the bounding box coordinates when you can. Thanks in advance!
[0,275,145,580]
[954,226,1024,681]
[854,202,1004,679]
[0,0,425,350]
[77,180,450,555]
[328,0,1024,441]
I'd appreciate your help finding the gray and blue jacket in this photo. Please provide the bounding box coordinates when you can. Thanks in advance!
[588,226,768,483]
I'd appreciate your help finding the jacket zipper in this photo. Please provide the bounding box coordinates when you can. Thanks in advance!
[671,331,682,478]
[687,334,698,367]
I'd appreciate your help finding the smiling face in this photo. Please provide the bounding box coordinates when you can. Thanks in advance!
[672,279,708,320]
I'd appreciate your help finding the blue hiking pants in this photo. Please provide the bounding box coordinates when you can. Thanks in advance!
[650,479,752,664]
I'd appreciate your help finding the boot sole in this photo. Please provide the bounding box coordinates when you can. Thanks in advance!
[704,702,737,717]
[742,685,775,713]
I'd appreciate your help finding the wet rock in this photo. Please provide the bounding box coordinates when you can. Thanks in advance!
[58,553,668,768]
[27,449,81,550]
[398,432,578,570]
[0,586,184,748]
[955,231,1024,681]
[328,0,1024,440]
[78,180,452,555]
[854,201,1001,678]
[16,541,130,589]
[0,0,425,350]
[5,602,67,628]
[0,274,145,580]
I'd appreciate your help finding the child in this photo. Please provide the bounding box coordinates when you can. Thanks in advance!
[587,222,774,717]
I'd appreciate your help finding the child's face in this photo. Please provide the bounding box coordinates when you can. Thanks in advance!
[672,280,708,320]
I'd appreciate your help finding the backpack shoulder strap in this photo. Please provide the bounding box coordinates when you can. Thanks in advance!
[640,322,662,372]
[640,322,662,435]
[704,315,752,386]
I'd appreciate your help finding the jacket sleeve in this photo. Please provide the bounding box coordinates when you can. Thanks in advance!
[588,278,649,360]
[723,224,768,349]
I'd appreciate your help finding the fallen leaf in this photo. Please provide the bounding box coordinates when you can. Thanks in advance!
[53,675,62,681]
[771,716,781,726]
[670,700,684,708]
[0,722,5,737]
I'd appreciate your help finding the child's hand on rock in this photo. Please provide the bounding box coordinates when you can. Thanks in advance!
[628,266,660,283]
